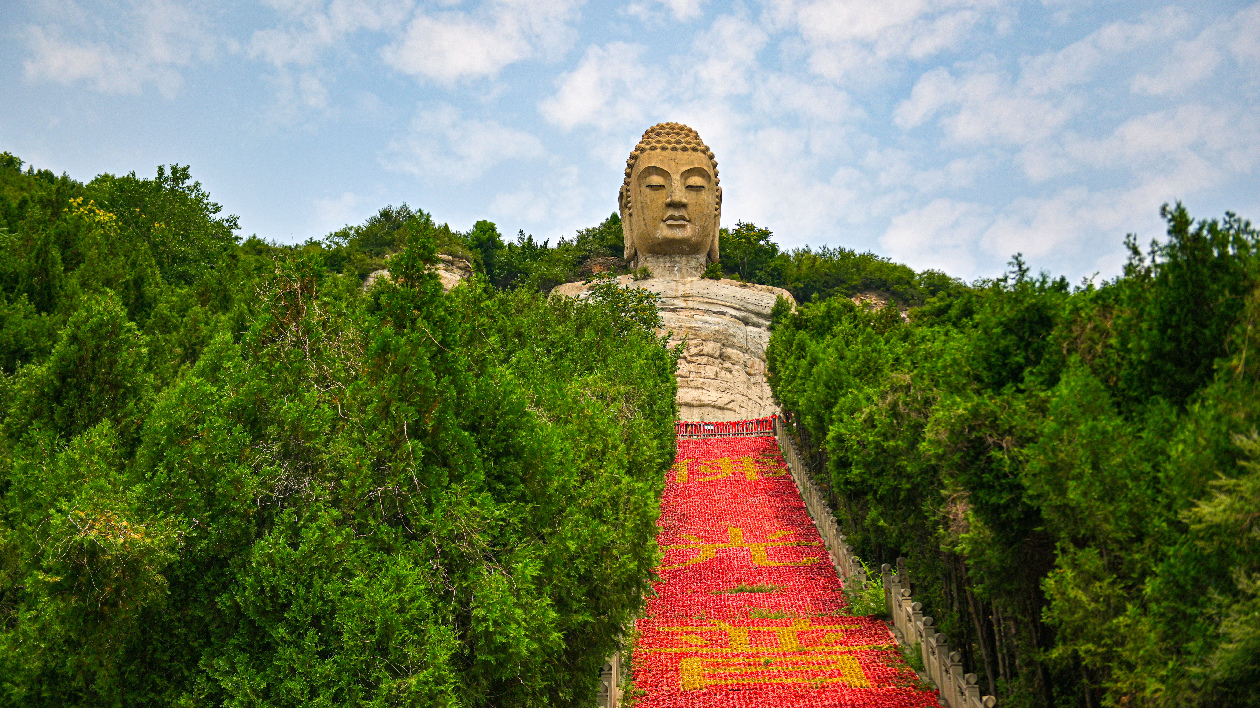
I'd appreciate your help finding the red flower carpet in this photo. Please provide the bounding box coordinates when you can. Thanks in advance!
[633,433,940,707]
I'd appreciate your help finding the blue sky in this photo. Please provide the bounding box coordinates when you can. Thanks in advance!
[3,0,1258,281]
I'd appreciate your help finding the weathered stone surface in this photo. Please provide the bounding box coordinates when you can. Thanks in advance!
[433,254,474,291]
[363,253,474,293]
[553,276,795,421]
[619,123,721,270]
[555,122,794,421]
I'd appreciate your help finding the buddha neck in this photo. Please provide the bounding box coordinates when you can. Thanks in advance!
[632,253,708,280]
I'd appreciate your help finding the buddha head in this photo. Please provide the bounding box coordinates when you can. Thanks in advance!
[619,122,721,266]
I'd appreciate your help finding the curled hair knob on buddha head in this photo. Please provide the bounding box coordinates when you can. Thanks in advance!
[619,122,721,267]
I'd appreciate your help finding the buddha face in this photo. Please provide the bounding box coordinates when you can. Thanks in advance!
[623,149,720,260]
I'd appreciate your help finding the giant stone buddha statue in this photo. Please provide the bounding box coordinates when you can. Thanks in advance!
[619,123,720,278]
[554,122,796,421]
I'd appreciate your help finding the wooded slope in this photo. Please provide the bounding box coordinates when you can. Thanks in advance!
[768,205,1260,708]
[0,154,677,707]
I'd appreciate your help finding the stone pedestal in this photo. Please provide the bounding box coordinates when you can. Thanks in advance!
[553,276,795,421]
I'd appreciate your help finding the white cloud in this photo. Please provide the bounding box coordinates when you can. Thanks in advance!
[22,0,221,96]
[977,180,1177,275]
[383,103,545,182]
[1131,4,1260,96]
[981,186,1100,262]
[1040,0,1092,25]
[787,0,1007,81]
[489,163,585,227]
[626,0,709,21]
[1229,4,1260,65]
[259,68,336,124]
[539,42,663,131]
[690,14,770,98]
[714,121,871,248]
[1020,6,1191,94]
[868,148,989,193]
[979,104,1259,274]
[248,0,414,68]
[897,9,1197,138]
[381,0,581,83]
[1022,103,1260,184]
[894,8,1229,185]
[880,198,989,275]
[895,63,1076,146]
[312,190,363,235]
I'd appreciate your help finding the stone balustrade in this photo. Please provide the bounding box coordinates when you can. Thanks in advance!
[774,417,998,708]
[596,652,621,708]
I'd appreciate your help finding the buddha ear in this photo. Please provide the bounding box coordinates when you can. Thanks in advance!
[708,186,721,263]
[620,185,636,261]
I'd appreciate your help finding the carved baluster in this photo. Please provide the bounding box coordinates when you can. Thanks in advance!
[965,673,981,708]
[597,660,613,708]
[881,563,894,616]
[910,603,924,649]
[949,650,965,708]
[888,574,903,636]
[919,616,934,680]
[934,633,950,700]
[900,589,913,639]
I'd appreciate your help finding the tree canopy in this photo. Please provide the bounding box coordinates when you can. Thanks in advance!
[767,204,1260,708]
[0,154,677,707]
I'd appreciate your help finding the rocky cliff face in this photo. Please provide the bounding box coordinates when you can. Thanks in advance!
[552,276,795,421]
[364,253,475,292]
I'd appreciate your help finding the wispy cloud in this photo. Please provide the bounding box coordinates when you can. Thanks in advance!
[382,103,545,182]
[1131,4,1260,95]
[248,0,414,68]
[22,0,223,96]
[540,42,663,132]
[8,0,1258,279]
[381,0,582,83]
[783,0,1009,81]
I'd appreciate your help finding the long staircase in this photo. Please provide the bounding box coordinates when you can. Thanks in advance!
[623,421,942,707]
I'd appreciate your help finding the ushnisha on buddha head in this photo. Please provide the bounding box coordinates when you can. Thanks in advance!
[619,122,721,267]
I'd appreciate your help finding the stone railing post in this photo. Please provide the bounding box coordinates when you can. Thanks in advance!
[918,616,934,679]
[899,589,913,642]
[933,633,950,701]
[948,650,966,707]
[965,673,981,708]
[596,653,620,708]
[881,564,894,616]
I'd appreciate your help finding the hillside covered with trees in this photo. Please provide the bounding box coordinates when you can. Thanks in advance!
[767,206,1260,707]
[0,154,677,706]
[4,152,1256,708]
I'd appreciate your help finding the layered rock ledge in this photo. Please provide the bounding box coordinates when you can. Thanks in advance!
[552,276,795,421]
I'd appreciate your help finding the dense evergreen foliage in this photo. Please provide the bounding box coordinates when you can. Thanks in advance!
[767,205,1260,708]
[704,221,963,307]
[6,147,1255,708]
[0,154,678,706]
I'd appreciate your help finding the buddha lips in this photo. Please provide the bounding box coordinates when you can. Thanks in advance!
[633,432,941,707]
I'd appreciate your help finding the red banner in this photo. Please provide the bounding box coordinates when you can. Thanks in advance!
[675,415,778,439]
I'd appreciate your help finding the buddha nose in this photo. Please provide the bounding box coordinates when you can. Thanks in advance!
[666,180,687,206]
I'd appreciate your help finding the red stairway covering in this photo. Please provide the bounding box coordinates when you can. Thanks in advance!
[633,432,940,707]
